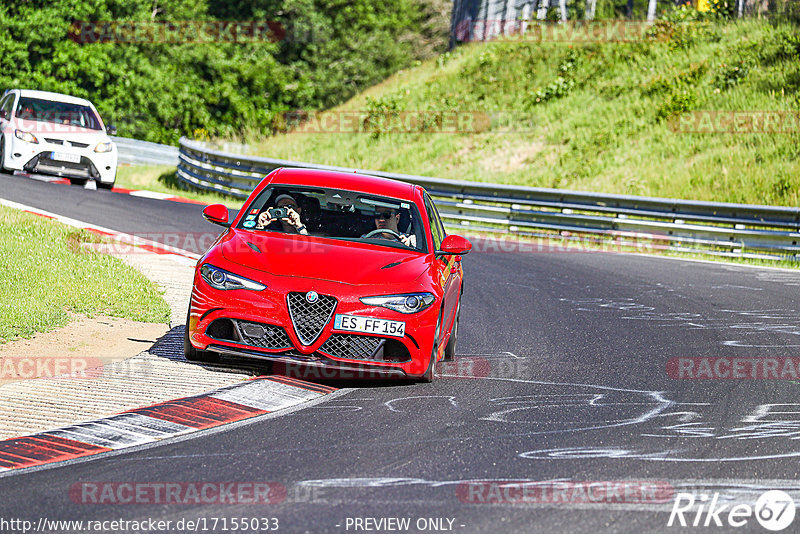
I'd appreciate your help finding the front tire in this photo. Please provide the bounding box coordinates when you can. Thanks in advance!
[443,301,460,362]
[97,181,114,190]
[184,312,220,363]
[418,312,442,383]
[0,137,7,172]
[69,178,88,186]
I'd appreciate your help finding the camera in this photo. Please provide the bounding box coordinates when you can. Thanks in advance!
[268,207,289,219]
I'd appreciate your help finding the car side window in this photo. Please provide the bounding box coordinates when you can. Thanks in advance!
[0,95,13,118]
[424,193,443,251]
[431,197,447,241]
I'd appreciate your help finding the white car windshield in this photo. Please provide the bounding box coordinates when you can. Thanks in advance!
[238,185,427,253]
[15,97,103,131]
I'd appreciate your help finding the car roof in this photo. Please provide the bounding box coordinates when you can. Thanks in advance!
[268,168,418,201]
[10,89,94,107]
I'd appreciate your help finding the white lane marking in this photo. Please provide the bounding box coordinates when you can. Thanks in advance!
[711,285,764,290]
[723,341,800,347]
[129,190,174,200]
[616,250,800,273]
[458,352,524,359]
[519,446,800,463]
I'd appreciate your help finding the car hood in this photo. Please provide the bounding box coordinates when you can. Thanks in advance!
[11,120,111,142]
[220,231,430,286]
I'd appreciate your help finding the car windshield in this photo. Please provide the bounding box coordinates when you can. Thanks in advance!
[237,185,427,253]
[15,97,103,130]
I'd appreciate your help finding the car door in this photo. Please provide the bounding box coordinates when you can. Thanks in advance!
[424,193,460,344]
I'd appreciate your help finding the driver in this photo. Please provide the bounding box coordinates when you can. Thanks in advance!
[255,194,309,235]
[370,208,416,248]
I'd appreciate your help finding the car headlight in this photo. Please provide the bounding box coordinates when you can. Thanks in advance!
[14,130,38,144]
[200,264,266,291]
[94,142,113,153]
[360,292,435,314]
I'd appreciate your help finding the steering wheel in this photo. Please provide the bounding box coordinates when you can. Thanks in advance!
[363,228,403,241]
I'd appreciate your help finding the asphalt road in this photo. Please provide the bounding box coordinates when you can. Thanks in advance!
[2,172,800,533]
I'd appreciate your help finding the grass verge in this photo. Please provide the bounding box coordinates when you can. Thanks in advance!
[229,15,800,207]
[0,205,171,343]
[115,165,243,209]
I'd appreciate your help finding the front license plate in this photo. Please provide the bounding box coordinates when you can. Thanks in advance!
[51,152,81,163]
[334,314,405,337]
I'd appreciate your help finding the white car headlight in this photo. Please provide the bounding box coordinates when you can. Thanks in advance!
[360,292,435,314]
[94,142,114,153]
[200,264,266,291]
[14,129,38,144]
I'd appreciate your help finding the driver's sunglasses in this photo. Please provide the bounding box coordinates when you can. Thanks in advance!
[375,211,395,220]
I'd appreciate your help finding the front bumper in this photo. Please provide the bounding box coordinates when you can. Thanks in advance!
[5,136,117,183]
[188,266,439,379]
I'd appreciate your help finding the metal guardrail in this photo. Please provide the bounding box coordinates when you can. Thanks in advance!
[176,137,800,261]
[112,136,179,166]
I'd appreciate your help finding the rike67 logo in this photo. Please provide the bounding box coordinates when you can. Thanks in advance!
[668,490,795,531]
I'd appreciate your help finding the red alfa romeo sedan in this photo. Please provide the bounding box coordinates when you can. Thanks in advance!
[185,168,471,381]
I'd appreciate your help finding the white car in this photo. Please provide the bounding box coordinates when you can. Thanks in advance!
[0,89,118,188]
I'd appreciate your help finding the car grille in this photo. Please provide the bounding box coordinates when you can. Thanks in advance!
[320,334,385,361]
[43,139,90,148]
[287,292,337,346]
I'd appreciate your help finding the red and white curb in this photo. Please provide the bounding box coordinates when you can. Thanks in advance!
[15,172,209,206]
[0,198,200,265]
[0,376,336,472]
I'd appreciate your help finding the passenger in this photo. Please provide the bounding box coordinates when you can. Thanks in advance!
[255,194,309,235]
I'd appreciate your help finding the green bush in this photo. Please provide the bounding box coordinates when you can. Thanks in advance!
[656,91,698,122]
[0,0,449,144]
[712,60,749,90]
[529,50,578,107]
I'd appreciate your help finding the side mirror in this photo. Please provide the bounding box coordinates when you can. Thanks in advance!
[202,204,231,227]
[439,234,472,255]
[106,124,117,136]
[0,110,7,120]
